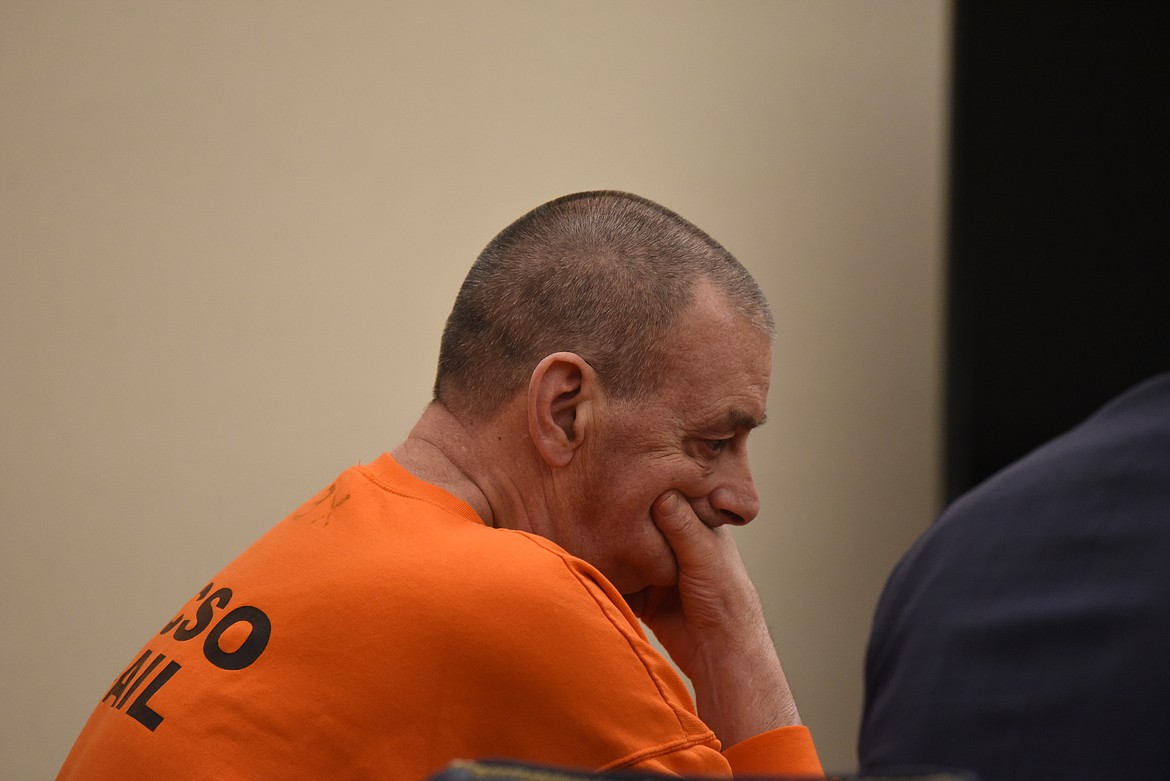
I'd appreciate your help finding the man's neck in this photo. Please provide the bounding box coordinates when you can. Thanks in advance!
[392,401,536,532]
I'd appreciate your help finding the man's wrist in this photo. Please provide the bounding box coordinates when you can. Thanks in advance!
[689,630,801,748]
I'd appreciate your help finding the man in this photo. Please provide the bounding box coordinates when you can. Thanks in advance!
[57,191,820,779]
[860,373,1170,781]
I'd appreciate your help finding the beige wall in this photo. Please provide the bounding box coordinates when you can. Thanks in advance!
[0,2,949,776]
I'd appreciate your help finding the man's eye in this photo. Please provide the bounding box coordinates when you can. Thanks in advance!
[704,439,730,454]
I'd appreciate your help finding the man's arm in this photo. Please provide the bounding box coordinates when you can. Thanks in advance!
[636,490,801,749]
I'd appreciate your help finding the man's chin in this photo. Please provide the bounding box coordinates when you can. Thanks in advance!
[623,583,677,621]
[617,559,678,617]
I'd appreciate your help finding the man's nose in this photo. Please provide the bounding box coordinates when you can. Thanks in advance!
[707,452,760,526]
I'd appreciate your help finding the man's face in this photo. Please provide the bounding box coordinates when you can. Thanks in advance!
[558,283,772,597]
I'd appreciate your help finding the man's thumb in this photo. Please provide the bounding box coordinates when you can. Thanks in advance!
[652,490,698,539]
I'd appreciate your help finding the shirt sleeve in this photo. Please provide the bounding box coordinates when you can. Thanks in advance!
[722,725,823,777]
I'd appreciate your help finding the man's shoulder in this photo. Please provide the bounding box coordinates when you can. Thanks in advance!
[426,525,638,637]
[263,458,635,630]
[346,454,633,605]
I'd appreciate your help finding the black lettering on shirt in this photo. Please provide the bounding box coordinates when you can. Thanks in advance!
[160,582,215,636]
[114,652,167,709]
[172,587,233,642]
[126,659,181,732]
[101,649,182,731]
[203,605,272,671]
[103,580,273,733]
[102,649,151,707]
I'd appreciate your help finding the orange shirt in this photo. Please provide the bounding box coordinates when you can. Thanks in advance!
[58,454,820,779]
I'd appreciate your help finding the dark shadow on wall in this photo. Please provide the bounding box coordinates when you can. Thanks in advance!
[945,0,1170,501]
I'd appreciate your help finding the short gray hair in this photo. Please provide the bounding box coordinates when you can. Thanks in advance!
[433,191,773,419]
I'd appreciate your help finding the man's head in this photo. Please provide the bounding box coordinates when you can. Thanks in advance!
[433,191,773,420]
[430,191,774,597]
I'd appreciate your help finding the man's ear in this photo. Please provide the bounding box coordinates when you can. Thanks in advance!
[527,352,598,468]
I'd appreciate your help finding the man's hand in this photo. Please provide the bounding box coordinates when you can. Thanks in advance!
[638,490,801,748]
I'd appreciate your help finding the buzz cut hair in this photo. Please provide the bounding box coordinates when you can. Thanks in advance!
[433,190,773,419]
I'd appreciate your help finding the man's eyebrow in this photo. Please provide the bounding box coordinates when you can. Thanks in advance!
[710,409,767,432]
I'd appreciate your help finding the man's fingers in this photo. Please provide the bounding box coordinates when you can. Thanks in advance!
[652,491,702,547]
[653,490,731,570]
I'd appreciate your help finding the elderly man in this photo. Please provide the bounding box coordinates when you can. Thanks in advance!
[57,192,820,779]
